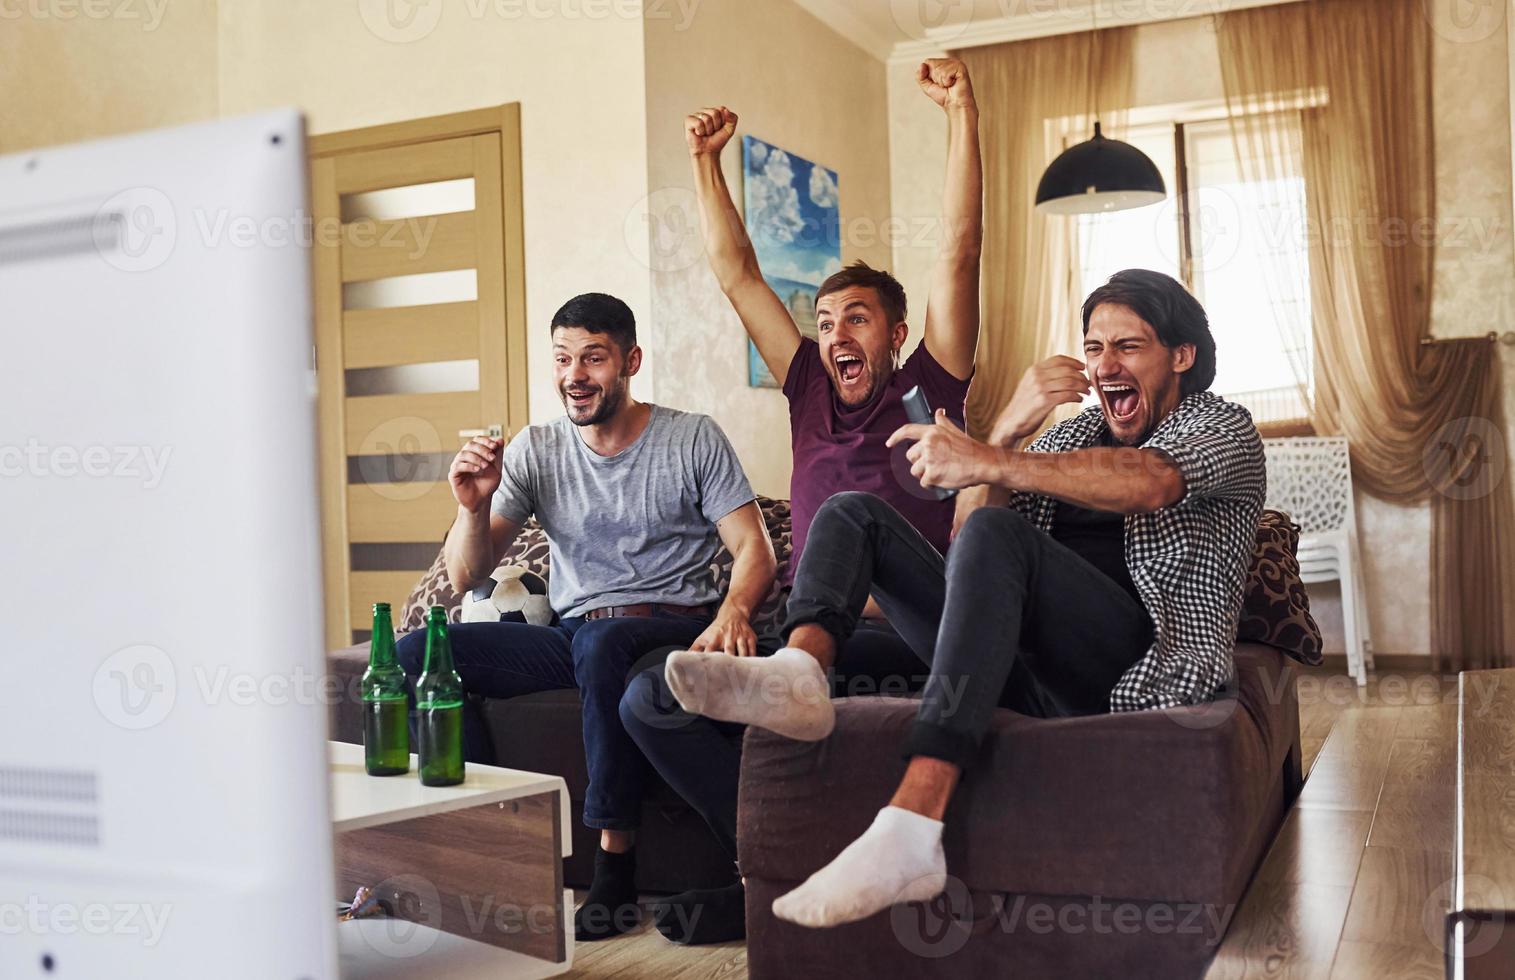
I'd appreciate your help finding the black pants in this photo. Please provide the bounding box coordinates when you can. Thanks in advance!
[619,623,927,868]
[783,491,1154,768]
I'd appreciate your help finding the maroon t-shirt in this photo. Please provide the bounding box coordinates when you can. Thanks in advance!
[783,337,972,581]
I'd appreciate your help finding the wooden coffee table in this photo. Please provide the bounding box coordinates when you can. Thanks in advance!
[328,741,573,979]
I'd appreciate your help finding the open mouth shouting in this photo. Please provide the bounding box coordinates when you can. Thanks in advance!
[1100,381,1142,427]
[834,351,866,387]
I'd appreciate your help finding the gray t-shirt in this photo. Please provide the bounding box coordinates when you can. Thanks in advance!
[490,404,756,619]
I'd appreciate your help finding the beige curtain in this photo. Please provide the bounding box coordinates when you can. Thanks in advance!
[1217,0,1515,670]
[956,28,1135,440]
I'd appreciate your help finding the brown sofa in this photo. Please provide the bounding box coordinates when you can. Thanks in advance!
[326,496,1320,975]
[739,643,1301,979]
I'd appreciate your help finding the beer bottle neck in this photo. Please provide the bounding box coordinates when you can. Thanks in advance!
[369,608,397,667]
[422,622,455,675]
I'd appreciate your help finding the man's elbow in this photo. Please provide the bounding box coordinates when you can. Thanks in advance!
[713,259,762,296]
[444,561,476,596]
[1136,473,1186,513]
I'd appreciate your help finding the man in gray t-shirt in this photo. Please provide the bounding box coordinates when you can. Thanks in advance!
[395,292,776,943]
[491,405,755,619]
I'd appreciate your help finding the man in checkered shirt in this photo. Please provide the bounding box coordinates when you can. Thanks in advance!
[665,268,1266,928]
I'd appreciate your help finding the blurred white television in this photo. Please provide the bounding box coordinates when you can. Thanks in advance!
[0,109,336,979]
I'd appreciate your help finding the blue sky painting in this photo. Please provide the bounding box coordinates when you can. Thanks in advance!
[742,134,841,388]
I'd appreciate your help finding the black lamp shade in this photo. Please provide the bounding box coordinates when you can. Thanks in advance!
[1034,122,1166,215]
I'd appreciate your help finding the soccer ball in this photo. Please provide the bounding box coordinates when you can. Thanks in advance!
[460,566,554,626]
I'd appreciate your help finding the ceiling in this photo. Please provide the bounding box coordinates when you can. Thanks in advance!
[790,0,1297,63]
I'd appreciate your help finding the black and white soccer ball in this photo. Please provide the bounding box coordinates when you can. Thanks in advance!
[460,566,554,626]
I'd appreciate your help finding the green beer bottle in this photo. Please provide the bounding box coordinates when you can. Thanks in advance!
[361,603,410,776]
[416,605,465,787]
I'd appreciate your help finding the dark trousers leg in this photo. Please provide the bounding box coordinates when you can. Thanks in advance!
[781,491,947,665]
[570,614,711,831]
[830,622,933,698]
[904,507,1155,768]
[620,663,746,867]
[619,621,930,870]
[396,619,579,766]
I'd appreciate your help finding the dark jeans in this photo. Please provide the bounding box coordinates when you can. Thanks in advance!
[784,491,1154,768]
[620,621,929,869]
[395,611,709,831]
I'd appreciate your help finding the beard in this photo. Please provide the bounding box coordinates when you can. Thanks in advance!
[561,380,626,427]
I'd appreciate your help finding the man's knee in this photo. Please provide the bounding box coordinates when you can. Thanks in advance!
[617,665,664,737]
[395,629,426,676]
[816,490,891,525]
[571,619,635,686]
[958,505,1037,551]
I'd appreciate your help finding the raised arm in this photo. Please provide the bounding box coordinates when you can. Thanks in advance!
[917,58,982,381]
[687,106,803,386]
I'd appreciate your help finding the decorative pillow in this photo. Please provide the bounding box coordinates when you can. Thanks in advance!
[1236,509,1324,665]
[398,518,552,632]
[398,498,793,634]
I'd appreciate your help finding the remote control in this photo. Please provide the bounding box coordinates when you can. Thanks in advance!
[901,385,957,500]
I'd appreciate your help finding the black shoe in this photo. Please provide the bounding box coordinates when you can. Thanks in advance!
[652,881,746,945]
[574,846,641,941]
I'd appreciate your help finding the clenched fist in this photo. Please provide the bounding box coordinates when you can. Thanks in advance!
[989,355,1091,448]
[917,57,976,111]
[686,106,737,157]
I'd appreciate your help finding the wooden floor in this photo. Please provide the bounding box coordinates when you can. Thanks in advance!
[564,664,1462,979]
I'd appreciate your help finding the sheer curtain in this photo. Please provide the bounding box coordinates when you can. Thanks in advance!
[1216,0,1514,670]
[956,27,1135,440]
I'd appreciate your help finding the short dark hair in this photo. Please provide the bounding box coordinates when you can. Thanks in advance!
[816,261,908,327]
[550,292,636,354]
[1080,269,1216,395]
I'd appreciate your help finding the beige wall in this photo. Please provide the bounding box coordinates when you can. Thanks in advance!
[0,0,216,153]
[1,2,652,424]
[641,0,893,499]
[217,1,652,425]
[888,13,1515,658]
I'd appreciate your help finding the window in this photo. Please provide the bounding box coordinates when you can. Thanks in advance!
[1075,116,1312,430]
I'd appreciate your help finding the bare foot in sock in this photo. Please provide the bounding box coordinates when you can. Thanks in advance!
[771,806,946,928]
[664,647,834,741]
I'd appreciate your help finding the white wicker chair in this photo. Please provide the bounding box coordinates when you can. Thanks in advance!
[1262,436,1373,684]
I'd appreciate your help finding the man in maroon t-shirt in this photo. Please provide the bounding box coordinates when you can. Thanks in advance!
[686,56,981,595]
[598,60,981,948]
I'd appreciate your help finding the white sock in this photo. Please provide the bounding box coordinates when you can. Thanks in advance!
[771,805,947,928]
[664,646,835,741]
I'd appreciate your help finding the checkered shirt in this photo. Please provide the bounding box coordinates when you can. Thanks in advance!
[1009,391,1266,711]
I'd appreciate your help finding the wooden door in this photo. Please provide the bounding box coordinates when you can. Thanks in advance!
[310,107,528,649]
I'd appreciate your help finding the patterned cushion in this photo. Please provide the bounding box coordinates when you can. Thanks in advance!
[1236,509,1324,664]
[398,518,553,632]
[399,500,1322,664]
[399,498,792,635]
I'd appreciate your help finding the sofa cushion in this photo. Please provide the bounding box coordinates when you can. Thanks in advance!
[1236,510,1323,665]
[737,643,1298,908]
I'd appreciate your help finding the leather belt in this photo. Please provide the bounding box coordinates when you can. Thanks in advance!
[583,602,712,622]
